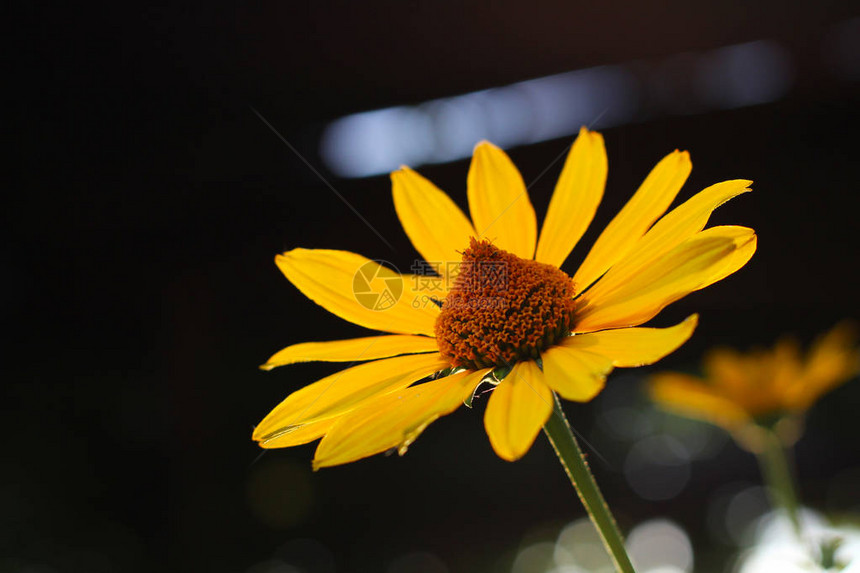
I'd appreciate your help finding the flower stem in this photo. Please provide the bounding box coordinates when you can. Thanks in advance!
[543,392,636,573]
[756,427,802,536]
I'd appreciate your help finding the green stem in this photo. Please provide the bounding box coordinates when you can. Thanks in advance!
[543,392,636,573]
[756,427,802,536]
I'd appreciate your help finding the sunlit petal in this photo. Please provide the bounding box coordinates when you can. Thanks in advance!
[468,142,537,258]
[256,417,335,449]
[573,150,692,290]
[392,166,476,285]
[535,127,607,267]
[541,346,612,402]
[261,334,439,371]
[276,248,439,335]
[312,369,489,468]
[253,353,448,441]
[575,226,756,332]
[563,314,698,367]
[484,360,553,461]
[588,180,751,300]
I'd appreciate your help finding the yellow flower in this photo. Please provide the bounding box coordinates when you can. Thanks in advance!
[254,127,757,468]
[649,322,860,447]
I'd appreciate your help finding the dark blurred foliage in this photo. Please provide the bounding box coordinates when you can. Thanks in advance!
[5,1,860,572]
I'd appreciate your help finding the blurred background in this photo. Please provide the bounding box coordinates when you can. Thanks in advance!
[6,1,860,572]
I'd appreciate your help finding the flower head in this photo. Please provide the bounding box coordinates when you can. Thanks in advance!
[434,238,577,369]
[254,127,757,468]
[649,322,860,448]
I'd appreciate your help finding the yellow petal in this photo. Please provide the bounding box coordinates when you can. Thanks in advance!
[691,227,758,293]
[540,346,612,402]
[573,150,692,290]
[703,347,749,395]
[276,248,439,335]
[467,142,537,258]
[535,128,608,267]
[805,322,860,383]
[312,369,489,468]
[252,353,448,441]
[256,417,335,449]
[704,346,785,416]
[788,322,860,410]
[261,334,439,371]
[562,315,698,367]
[391,167,476,286]
[767,339,805,408]
[484,360,553,461]
[587,180,751,300]
[575,226,756,332]
[649,372,752,430]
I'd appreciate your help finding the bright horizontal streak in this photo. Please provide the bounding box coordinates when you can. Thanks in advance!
[319,106,435,179]
[321,66,637,178]
[321,39,793,178]
[522,67,638,142]
[695,40,793,109]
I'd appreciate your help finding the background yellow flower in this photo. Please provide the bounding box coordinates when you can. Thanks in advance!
[650,322,860,446]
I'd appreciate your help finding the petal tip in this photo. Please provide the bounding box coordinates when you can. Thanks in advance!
[473,140,498,154]
[578,376,608,402]
[390,165,414,180]
[276,248,303,262]
[491,445,523,462]
[577,126,605,145]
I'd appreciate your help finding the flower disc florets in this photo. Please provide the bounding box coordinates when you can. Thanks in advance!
[434,238,577,369]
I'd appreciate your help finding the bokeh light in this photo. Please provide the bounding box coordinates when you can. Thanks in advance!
[736,509,860,572]
[554,518,613,572]
[626,519,694,573]
[509,517,696,573]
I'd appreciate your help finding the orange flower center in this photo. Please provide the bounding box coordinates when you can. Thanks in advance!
[434,239,577,369]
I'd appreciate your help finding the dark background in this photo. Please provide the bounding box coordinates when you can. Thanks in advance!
[7,2,860,572]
